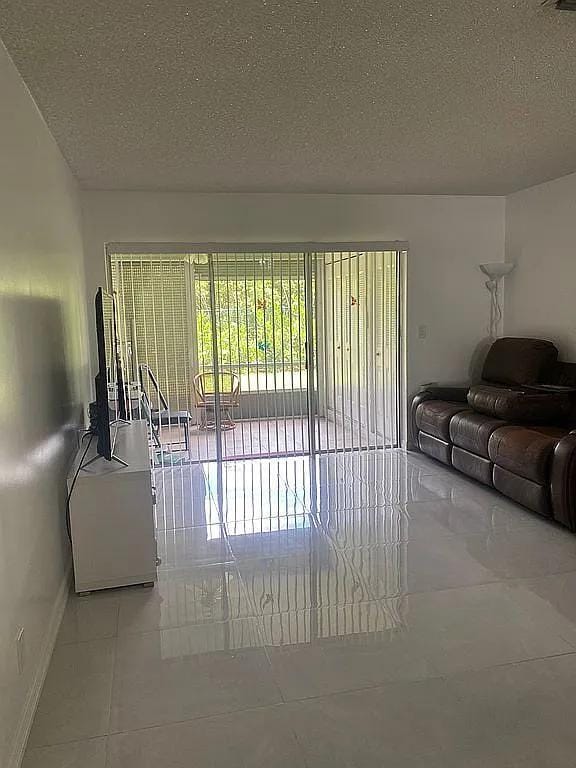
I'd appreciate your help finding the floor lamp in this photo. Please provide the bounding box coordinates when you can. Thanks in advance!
[479,262,515,339]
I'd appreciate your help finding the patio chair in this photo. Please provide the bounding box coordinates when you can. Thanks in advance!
[139,363,192,455]
[193,371,240,430]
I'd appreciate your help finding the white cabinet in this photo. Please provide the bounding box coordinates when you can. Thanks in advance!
[68,420,156,593]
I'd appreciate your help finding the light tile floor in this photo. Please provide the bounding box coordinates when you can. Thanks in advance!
[23,450,576,767]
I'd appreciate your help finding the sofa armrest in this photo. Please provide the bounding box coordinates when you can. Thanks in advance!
[418,383,470,403]
[408,383,470,450]
[551,431,576,531]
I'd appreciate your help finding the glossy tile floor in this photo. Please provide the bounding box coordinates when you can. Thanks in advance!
[24,450,576,767]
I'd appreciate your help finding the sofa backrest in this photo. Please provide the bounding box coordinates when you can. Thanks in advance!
[482,337,558,386]
[547,361,576,427]
[547,361,576,388]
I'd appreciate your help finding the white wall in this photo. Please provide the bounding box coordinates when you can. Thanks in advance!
[505,171,576,360]
[82,191,505,399]
[0,42,89,767]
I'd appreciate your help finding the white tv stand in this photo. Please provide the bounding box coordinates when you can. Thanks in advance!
[68,419,157,594]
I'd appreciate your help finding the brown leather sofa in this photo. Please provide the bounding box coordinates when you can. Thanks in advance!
[410,337,576,531]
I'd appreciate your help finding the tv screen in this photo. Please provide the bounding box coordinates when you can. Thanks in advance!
[94,288,116,460]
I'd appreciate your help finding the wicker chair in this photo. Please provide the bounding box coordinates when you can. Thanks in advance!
[193,371,241,430]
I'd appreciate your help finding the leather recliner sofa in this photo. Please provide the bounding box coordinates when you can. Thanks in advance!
[410,337,576,531]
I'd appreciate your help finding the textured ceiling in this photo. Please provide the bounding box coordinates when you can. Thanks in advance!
[1,0,576,193]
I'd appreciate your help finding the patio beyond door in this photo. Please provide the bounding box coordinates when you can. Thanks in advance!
[109,248,403,463]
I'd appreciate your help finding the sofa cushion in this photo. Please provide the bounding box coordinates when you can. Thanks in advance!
[451,446,494,486]
[468,384,571,423]
[418,432,452,465]
[493,465,552,517]
[482,337,558,386]
[449,410,507,459]
[415,401,470,441]
[488,425,568,484]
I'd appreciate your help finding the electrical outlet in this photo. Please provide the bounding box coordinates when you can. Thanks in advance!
[16,628,25,675]
[418,324,428,340]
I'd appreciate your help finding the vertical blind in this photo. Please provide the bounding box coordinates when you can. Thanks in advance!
[111,256,193,410]
[315,251,401,452]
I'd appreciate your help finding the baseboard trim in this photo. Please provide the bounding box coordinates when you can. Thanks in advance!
[7,565,71,768]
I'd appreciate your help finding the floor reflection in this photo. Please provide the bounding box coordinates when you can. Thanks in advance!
[151,450,576,655]
[152,451,419,650]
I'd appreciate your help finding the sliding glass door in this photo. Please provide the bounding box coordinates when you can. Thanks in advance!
[109,247,403,464]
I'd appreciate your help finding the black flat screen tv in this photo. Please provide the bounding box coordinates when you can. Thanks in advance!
[94,287,118,460]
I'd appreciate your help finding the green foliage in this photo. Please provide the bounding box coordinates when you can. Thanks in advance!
[195,278,307,371]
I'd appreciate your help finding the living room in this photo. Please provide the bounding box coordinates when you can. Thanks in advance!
[2,2,576,767]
